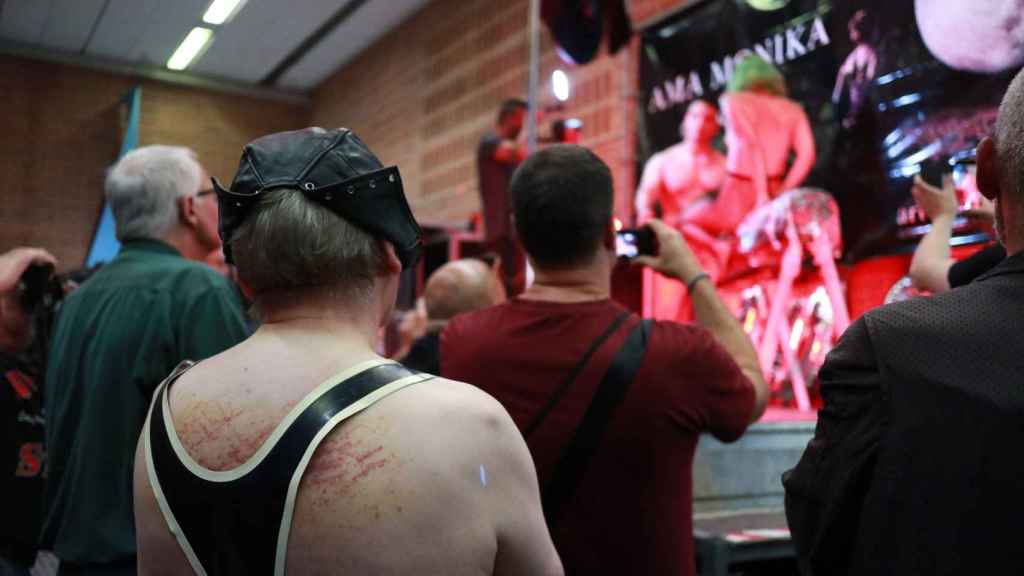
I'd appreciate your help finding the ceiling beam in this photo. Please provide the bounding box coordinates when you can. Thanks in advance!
[80,0,112,55]
[259,0,369,86]
[0,38,312,106]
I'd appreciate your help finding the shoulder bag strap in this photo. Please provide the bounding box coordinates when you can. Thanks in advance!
[523,311,632,438]
[543,318,653,526]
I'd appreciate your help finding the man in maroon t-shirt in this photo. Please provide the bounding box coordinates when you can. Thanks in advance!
[442,145,768,575]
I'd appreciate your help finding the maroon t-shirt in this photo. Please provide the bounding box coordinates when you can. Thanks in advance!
[441,298,755,576]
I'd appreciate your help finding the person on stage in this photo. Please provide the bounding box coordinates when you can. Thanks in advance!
[636,99,726,318]
[684,54,816,239]
[635,99,726,228]
[477,98,529,296]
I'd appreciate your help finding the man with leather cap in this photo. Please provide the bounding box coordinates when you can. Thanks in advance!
[133,127,562,575]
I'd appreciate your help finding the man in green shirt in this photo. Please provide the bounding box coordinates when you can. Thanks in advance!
[42,146,250,574]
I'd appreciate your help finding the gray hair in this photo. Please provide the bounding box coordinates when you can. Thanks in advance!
[105,145,202,241]
[229,189,386,304]
[998,69,1024,206]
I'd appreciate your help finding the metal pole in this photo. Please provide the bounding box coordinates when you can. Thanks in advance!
[526,0,541,154]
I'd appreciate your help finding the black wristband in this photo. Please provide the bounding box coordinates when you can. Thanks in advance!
[685,272,710,292]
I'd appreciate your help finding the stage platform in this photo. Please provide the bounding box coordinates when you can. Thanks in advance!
[693,414,815,514]
[760,406,818,422]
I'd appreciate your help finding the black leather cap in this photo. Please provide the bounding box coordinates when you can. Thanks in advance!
[213,127,422,268]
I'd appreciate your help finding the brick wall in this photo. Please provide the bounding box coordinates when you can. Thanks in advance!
[140,81,308,188]
[311,0,697,229]
[0,0,695,266]
[0,55,308,268]
[0,56,132,268]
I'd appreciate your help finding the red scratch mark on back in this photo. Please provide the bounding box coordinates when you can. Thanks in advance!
[302,429,396,508]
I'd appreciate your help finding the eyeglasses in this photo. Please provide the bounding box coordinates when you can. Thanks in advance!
[196,188,216,198]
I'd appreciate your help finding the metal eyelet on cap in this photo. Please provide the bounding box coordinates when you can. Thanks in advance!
[388,174,395,182]
[324,192,333,200]
[347,186,355,195]
[303,182,315,190]
[369,180,377,189]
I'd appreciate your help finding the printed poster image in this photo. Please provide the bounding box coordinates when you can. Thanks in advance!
[638,0,1024,261]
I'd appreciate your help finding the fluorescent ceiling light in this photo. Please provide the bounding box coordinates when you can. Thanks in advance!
[203,0,248,25]
[167,27,214,71]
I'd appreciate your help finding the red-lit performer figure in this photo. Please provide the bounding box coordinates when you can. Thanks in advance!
[686,55,844,410]
[636,100,726,226]
[699,57,846,409]
[636,100,725,319]
[684,55,815,241]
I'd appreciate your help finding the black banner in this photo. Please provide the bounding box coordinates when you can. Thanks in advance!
[638,0,1023,261]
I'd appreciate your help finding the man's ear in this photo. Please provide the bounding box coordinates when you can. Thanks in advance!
[976,137,1001,201]
[178,194,199,227]
[603,218,617,250]
[379,241,402,275]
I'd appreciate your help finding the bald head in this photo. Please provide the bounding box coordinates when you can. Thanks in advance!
[996,68,1024,203]
[978,68,1024,252]
[424,259,505,322]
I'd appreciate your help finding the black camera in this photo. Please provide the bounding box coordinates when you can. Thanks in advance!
[18,262,63,313]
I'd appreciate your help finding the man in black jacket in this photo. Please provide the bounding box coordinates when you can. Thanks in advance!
[784,67,1024,575]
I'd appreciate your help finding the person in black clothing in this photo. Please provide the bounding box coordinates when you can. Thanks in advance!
[785,66,1024,575]
[401,258,506,374]
[0,247,57,575]
[478,98,528,296]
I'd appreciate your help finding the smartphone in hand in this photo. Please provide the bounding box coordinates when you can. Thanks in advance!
[615,227,656,260]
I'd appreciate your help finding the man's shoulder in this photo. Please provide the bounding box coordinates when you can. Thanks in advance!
[447,299,629,336]
[61,257,238,327]
[91,251,226,289]
[386,375,519,454]
[645,319,715,355]
[412,376,506,413]
[852,280,1012,370]
[154,254,222,279]
[639,320,745,389]
[444,301,511,336]
[150,258,236,301]
[859,281,995,336]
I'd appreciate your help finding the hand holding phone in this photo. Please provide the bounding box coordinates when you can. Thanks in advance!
[911,174,957,221]
[615,227,657,260]
[918,158,948,190]
[627,220,706,284]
